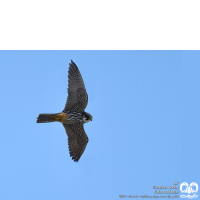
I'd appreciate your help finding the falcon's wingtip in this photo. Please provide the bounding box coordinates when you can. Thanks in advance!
[70,60,76,66]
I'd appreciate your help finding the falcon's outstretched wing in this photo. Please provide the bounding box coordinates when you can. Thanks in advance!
[63,123,89,162]
[63,60,88,112]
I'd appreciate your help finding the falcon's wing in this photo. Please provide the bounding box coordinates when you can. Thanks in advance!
[63,123,89,162]
[63,60,88,112]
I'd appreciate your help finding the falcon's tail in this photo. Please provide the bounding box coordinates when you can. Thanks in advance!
[36,113,61,123]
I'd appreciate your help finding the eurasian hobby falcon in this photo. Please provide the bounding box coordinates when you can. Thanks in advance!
[37,60,92,162]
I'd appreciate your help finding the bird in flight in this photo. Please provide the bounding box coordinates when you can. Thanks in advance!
[37,60,93,162]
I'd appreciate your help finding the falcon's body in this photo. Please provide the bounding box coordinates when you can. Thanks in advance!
[37,60,92,162]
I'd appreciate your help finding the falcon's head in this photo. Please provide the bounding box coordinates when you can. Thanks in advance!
[83,112,93,123]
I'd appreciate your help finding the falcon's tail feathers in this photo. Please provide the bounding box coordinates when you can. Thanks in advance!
[36,113,61,123]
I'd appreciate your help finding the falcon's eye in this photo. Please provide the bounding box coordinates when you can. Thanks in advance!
[87,116,90,120]
[85,115,91,121]
[88,116,92,121]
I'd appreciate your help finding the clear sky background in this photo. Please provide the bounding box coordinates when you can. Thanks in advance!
[0,51,199,200]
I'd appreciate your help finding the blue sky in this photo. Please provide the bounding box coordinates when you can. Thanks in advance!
[0,51,199,199]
